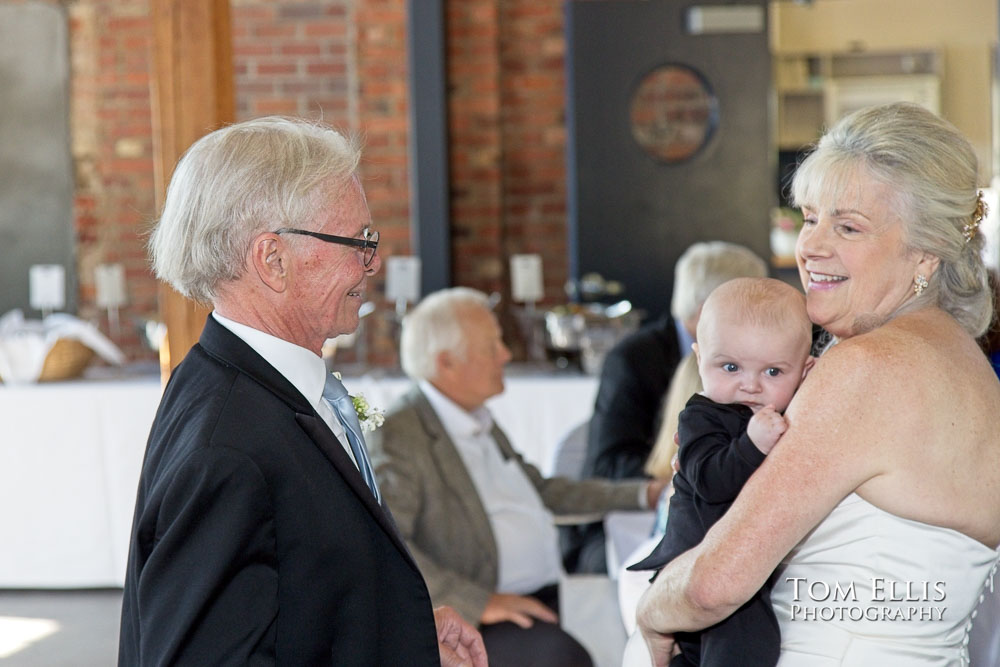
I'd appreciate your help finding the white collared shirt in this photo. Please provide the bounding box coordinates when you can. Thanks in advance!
[212,313,358,468]
[420,381,563,595]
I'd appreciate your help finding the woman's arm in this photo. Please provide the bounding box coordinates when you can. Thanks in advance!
[636,340,893,643]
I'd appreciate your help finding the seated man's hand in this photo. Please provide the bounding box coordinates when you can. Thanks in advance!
[481,593,558,628]
[646,479,670,508]
[434,606,488,667]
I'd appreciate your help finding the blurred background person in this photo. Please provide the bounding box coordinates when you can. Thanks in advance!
[980,269,1000,378]
[369,287,666,667]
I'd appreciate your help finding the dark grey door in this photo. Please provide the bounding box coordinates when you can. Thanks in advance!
[0,4,75,316]
[566,0,774,319]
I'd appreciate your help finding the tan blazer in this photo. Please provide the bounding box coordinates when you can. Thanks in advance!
[367,385,646,624]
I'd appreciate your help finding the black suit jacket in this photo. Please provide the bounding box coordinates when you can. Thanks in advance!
[585,315,682,480]
[119,317,438,666]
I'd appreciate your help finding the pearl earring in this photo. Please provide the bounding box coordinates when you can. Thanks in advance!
[913,274,929,296]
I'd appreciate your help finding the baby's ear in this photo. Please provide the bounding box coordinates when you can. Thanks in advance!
[691,341,700,364]
[802,356,816,379]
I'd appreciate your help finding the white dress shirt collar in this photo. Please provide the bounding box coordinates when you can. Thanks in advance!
[419,380,493,438]
[419,379,562,594]
[212,313,357,468]
[212,312,327,412]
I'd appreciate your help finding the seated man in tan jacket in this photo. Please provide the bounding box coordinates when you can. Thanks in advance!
[368,287,665,667]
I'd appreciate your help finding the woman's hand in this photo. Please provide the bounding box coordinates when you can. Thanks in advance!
[635,581,682,667]
[637,624,677,667]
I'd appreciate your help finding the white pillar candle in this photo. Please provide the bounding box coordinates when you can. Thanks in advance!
[29,264,65,312]
[95,263,127,308]
[510,254,544,303]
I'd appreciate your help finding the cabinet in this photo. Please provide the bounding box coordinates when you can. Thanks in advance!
[774,49,942,151]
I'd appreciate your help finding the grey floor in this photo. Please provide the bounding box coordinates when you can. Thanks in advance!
[0,586,995,666]
[0,589,120,666]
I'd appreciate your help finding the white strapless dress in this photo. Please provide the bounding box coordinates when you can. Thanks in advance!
[771,493,998,665]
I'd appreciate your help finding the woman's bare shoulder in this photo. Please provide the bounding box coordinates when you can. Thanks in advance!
[800,308,1000,463]
[817,309,966,384]
[802,330,902,395]
[784,311,961,454]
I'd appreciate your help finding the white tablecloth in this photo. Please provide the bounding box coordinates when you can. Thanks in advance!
[0,369,597,588]
[0,376,163,589]
[341,371,598,476]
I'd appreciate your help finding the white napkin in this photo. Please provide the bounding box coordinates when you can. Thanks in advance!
[0,309,125,383]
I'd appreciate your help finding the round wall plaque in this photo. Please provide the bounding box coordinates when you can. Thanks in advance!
[629,64,718,162]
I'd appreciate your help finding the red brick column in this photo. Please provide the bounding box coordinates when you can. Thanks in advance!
[445,0,568,304]
[445,0,568,355]
[446,0,505,298]
[353,0,410,365]
[69,0,157,360]
[496,1,568,305]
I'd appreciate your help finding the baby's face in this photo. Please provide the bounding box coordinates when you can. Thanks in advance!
[694,321,811,413]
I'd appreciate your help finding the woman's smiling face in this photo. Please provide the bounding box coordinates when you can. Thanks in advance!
[795,167,929,338]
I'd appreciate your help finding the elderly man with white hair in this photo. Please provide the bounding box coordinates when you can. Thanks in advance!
[119,117,484,667]
[368,287,666,667]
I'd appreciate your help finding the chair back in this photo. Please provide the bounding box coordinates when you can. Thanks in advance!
[550,420,590,480]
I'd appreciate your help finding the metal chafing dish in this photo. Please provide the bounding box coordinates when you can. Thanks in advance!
[544,299,641,374]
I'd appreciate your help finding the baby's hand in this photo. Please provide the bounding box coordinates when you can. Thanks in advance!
[747,405,787,454]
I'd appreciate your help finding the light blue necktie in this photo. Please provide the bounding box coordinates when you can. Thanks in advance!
[323,374,381,503]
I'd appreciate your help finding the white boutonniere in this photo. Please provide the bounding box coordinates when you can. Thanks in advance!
[332,372,384,433]
[351,393,385,433]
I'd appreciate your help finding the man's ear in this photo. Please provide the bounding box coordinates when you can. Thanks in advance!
[251,233,288,293]
[435,349,452,374]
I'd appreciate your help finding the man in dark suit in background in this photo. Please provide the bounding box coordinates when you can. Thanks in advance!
[119,117,485,666]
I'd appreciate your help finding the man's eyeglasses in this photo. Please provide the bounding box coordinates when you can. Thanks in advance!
[276,228,380,267]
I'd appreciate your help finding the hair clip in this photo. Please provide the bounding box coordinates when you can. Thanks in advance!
[964,191,987,244]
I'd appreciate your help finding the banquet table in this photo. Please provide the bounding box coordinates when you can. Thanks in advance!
[0,365,597,588]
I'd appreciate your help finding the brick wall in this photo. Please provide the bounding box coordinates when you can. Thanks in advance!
[231,0,353,123]
[57,0,569,364]
[353,0,411,365]
[446,0,568,354]
[447,0,505,298]
[68,0,157,360]
[496,0,567,305]
[66,0,368,361]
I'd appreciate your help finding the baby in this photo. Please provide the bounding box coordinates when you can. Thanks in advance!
[629,277,814,667]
